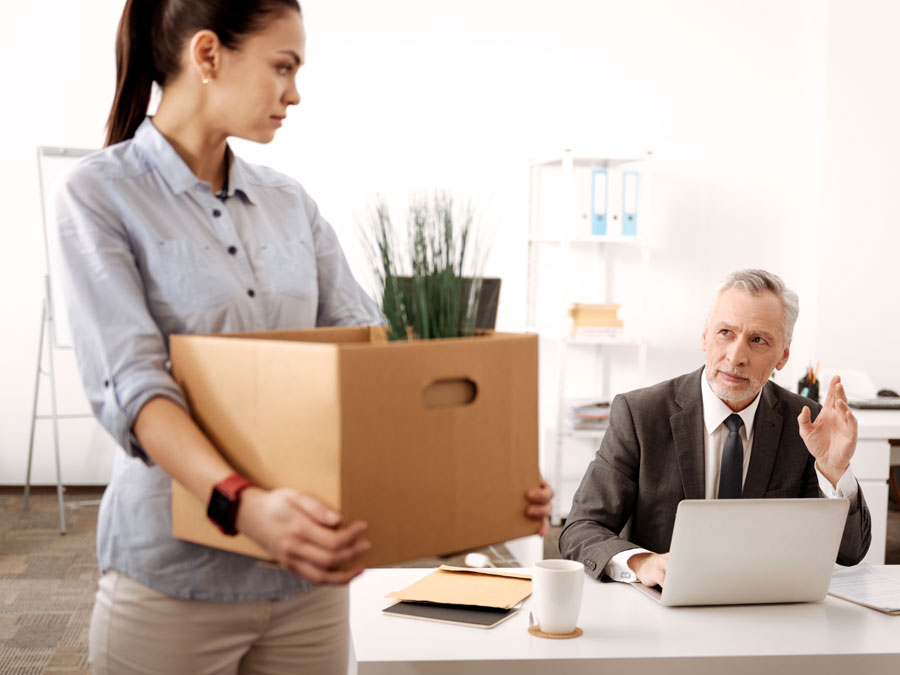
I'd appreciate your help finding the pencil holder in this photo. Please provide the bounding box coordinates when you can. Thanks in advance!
[797,375,819,403]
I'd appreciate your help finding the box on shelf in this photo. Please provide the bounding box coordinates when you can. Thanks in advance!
[568,303,623,334]
[169,326,540,568]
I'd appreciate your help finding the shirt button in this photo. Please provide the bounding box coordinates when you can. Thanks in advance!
[227,246,238,255]
[212,209,222,218]
[247,289,256,298]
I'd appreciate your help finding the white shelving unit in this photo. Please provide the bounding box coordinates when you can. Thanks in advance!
[526,150,652,523]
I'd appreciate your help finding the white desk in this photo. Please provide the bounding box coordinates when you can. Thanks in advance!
[350,567,900,675]
[853,409,900,563]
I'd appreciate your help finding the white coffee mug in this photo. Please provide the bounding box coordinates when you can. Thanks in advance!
[531,559,584,634]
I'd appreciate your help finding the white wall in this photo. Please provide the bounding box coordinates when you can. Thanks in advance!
[1,0,896,485]
[818,0,900,394]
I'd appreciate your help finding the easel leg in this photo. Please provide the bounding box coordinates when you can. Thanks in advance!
[45,292,66,535]
[24,300,47,511]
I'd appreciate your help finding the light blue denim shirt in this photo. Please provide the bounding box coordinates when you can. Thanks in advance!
[54,118,382,600]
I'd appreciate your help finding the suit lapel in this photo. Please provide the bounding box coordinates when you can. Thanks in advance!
[742,382,784,498]
[671,370,706,500]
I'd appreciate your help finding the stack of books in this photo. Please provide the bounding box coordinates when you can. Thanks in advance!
[568,303,623,335]
[569,399,611,433]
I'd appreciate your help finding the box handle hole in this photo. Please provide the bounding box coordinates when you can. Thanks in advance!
[422,378,478,409]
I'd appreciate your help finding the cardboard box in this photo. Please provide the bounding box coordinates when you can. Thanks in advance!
[568,303,623,329]
[169,327,540,568]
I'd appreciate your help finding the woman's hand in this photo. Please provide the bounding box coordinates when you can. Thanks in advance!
[236,487,370,584]
[525,479,554,536]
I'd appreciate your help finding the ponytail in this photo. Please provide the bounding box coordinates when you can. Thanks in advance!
[104,0,301,147]
[104,0,159,147]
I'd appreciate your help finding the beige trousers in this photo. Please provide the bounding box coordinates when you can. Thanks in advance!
[89,570,349,675]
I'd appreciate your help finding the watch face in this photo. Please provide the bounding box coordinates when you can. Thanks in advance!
[207,488,237,534]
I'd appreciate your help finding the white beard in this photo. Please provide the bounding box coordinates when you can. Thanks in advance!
[707,368,764,403]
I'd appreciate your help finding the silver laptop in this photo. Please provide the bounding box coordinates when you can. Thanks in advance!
[633,498,850,606]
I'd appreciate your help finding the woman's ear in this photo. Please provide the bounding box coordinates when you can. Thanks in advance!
[188,29,222,83]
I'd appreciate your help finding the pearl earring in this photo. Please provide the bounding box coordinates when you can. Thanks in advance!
[202,75,210,85]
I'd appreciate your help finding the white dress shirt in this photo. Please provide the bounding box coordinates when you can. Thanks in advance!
[605,368,858,582]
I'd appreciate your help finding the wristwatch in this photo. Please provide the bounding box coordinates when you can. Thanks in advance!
[207,474,257,536]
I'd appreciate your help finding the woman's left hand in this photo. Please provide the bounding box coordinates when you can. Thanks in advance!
[525,479,554,537]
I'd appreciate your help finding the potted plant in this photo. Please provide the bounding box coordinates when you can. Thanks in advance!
[366,193,497,340]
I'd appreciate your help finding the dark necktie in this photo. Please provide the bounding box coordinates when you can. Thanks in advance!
[718,413,744,499]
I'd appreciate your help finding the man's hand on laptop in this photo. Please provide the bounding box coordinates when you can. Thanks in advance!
[628,552,669,587]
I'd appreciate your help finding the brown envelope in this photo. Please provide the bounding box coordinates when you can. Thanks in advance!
[386,565,532,610]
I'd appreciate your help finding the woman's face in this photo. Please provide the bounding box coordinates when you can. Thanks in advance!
[211,10,305,143]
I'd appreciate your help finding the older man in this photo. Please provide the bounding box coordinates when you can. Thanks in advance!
[559,269,871,587]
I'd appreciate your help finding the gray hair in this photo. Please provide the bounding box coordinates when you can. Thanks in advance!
[716,269,799,345]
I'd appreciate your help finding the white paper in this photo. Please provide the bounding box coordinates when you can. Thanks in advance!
[828,564,900,612]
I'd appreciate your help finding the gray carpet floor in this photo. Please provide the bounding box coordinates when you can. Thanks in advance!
[1,485,898,674]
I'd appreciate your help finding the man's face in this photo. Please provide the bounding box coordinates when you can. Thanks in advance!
[702,288,791,411]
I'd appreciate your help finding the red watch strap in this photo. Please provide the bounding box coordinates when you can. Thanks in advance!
[215,474,257,500]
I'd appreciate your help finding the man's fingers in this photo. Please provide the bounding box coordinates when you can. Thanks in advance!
[797,405,812,434]
[839,399,858,432]
[824,375,842,409]
[832,380,848,406]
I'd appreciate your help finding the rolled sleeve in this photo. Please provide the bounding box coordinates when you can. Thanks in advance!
[55,170,188,462]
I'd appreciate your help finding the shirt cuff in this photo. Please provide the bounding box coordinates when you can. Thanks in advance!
[815,463,859,500]
[605,548,651,583]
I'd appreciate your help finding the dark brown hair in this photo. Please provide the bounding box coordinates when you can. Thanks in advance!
[105,0,301,146]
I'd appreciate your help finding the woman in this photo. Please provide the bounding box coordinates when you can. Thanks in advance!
[56,1,552,673]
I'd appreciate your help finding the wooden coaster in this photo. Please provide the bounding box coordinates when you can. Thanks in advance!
[527,625,583,639]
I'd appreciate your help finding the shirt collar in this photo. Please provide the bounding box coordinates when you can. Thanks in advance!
[225,151,256,205]
[700,366,761,439]
[132,118,255,204]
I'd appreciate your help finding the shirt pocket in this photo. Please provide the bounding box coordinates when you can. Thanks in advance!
[256,237,318,302]
[150,239,233,310]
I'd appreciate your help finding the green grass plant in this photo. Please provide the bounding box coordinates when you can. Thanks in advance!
[368,193,489,341]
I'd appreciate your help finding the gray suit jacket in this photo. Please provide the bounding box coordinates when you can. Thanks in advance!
[559,368,872,579]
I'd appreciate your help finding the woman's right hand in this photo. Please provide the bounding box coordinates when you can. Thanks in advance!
[235,487,370,584]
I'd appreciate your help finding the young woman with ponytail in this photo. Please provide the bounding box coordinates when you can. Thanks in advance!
[55,1,553,672]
